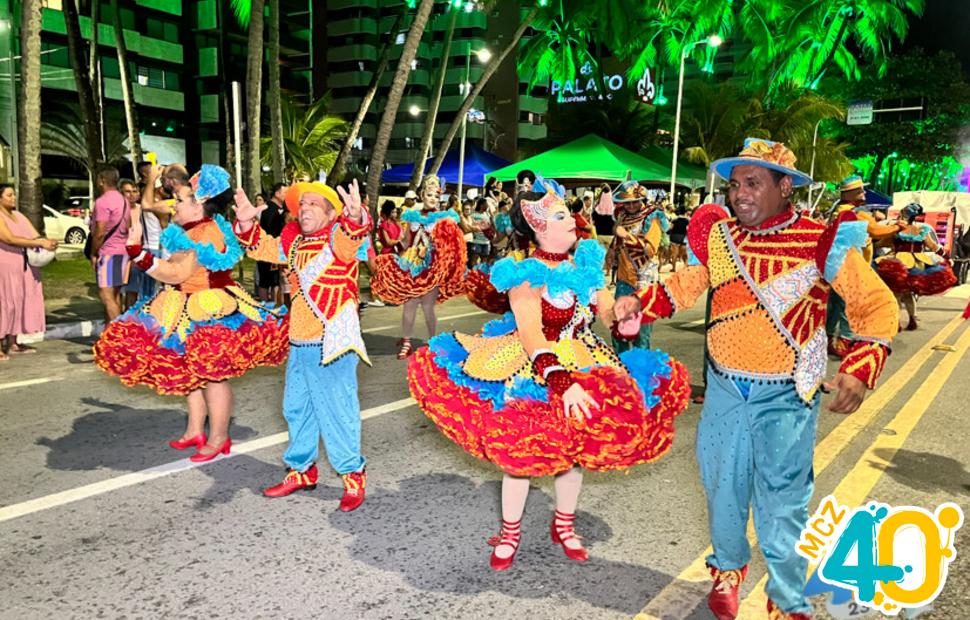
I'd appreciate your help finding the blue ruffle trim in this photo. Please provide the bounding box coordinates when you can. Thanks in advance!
[489,239,605,305]
[619,348,673,410]
[897,223,935,243]
[159,214,243,272]
[393,242,434,276]
[644,210,671,233]
[428,333,517,407]
[908,264,946,276]
[401,209,460,226]
[481,311,517,337]
[823,220,868,282]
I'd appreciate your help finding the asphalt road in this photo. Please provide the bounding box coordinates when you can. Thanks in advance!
[1,287,968,620]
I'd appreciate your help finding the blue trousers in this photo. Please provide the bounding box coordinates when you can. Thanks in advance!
[612,280,653,353]
[825,293,854,340]
[282,347,366,475]
[697,370,818,614]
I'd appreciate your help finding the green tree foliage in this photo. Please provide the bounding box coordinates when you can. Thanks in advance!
[260,94,349,184]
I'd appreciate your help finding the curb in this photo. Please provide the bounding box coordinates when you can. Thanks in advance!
[20,319,105,344]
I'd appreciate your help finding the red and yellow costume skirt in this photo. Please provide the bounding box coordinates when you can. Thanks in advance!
[875,252,957,296]
[94,286,289,395]
[371,218,467,305]
[408,322,690,477]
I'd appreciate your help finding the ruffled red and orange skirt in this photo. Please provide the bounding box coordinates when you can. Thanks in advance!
[371,218,467,305]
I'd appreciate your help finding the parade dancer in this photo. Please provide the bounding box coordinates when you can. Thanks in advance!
[408,175,691,571]
[370,175,467,359]
[231,180,372,512]
[609,175,669,353]
[874,202,958,331]
[614,140,899,619]
[94,165,288,461]
[827,175,904,356]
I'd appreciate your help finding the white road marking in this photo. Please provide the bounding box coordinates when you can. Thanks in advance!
[0,397,416,523]
[682,319,706,328]
[0,367,96,392]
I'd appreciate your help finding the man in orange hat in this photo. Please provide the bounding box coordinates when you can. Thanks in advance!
[614,139,899,620]
[232,179,373,512]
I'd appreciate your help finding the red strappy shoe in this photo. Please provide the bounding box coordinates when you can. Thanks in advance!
[550,510,589,562]
[396,338,413,360]
[487,518,522,571]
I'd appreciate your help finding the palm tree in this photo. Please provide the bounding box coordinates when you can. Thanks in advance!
[364,0,436,208]
[17,0,44,231]
[516,4,595,96]
[545,92,660,152]
[679,81,755,167]
[409,7,459,192]
[428,5,539,176]
[260,94,349,183]
[234,0,266,196]
[62,0,105,171]
[88,0,106,159]
[41,105,129,179]
[267,0,285,181]
[330,9,407,185]
[110,0,142,169]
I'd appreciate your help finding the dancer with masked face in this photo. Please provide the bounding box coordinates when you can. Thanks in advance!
[408,175,691,571]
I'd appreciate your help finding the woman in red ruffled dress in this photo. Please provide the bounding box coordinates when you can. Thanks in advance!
[94,165,288,461]
[370,175,467,358]
[408,176,690,570]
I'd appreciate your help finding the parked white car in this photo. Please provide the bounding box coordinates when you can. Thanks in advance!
[43,205,89,245]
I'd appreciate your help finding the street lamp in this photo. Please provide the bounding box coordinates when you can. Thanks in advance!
[669,35,722,201]
[458,44,491,199]
[408,104,421,117]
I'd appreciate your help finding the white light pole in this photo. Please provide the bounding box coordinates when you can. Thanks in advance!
[807,119,822,205]
[457,45,490,200]
[670,35,722,202]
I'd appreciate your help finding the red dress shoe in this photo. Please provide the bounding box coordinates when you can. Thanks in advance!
[263,465,319,497]
[168,433,206,451]
[551,509,589,562]
[189,437,231,463]
[767,598,812,620]
[707,563,748,620]
[339,469,366,512]
[488,518,522,571]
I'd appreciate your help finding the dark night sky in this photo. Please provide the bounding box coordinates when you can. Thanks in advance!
[901,0,970,76]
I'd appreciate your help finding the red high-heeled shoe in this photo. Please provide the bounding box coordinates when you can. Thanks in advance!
[487,518,522,571]
[551,510,589,562]
[189,437,232,463]
[168,433,206,451]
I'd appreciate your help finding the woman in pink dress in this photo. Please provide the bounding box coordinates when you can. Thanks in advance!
[0,184,58,360]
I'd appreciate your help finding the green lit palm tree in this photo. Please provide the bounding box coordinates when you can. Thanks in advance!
[261,94,349,184]
[517,0,596,95]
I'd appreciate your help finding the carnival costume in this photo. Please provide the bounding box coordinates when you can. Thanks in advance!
[370,177,467,306]
[233,181,372,512]
[94,166,288,397]
[874,203,957,298]
[609,176,669,353]
[631,140,898,619]
[409,176,690,570]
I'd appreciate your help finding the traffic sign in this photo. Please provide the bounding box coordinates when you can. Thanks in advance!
[847,100,874,125]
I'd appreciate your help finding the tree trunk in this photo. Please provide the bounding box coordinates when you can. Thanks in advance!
[267,0,284,182]
[111,0,141,171]
[364,0,434,207]
[409,8,457,192]
[63,0,105,171]
[429,6,538,176]
[330,9,406,185]
[88,0,106,160]
[245,0,266,196]
[17,0,44,232]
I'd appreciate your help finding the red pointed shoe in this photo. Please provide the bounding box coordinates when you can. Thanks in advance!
[169,433,206,451]
[551,510,589,562]
[263,465,319,498]
[189,437,231,463]
[339,469,366,512]
[707,563,748,620]
[767,598,812,620]
[488,518,522,571]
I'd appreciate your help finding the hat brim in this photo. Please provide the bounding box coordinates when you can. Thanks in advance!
[711,157,813,187]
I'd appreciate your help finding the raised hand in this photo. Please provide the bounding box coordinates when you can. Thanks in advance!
[231,188,266,229]
[337,179,363,222]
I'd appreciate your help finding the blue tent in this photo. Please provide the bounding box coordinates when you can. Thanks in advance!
[381,143,512,188]
[864,187,892,207]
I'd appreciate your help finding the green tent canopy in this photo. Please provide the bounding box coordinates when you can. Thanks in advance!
[486,134,708,188]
